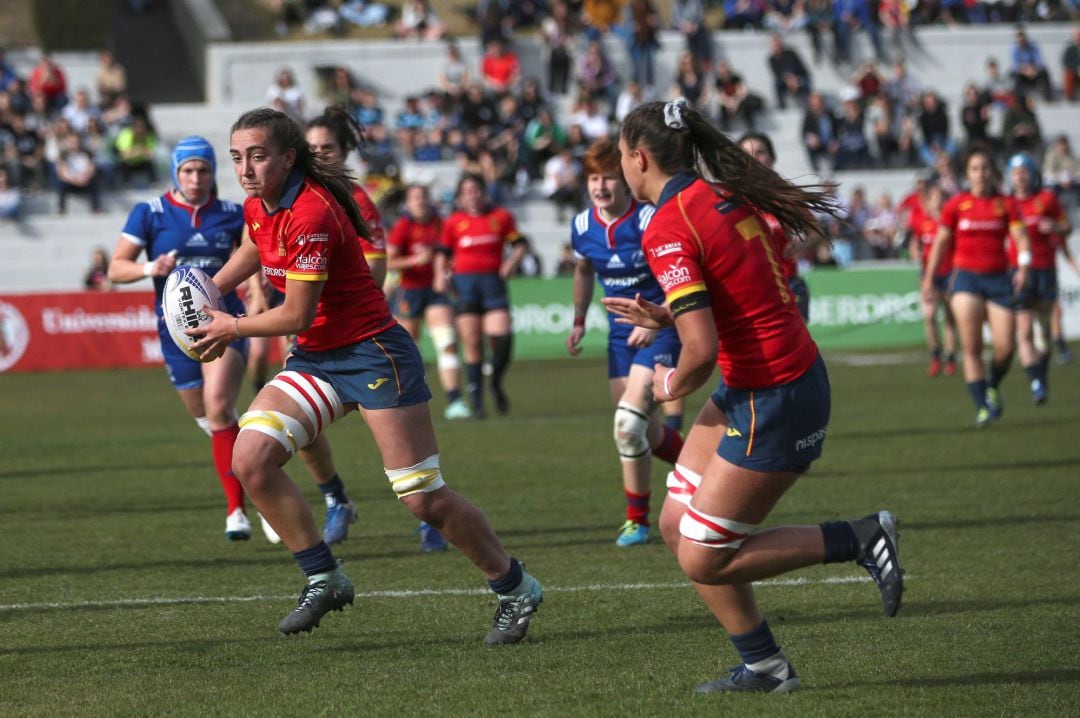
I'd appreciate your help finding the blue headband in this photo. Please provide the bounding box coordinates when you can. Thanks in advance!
[171,135,216,188]
[1007,152,1040,190]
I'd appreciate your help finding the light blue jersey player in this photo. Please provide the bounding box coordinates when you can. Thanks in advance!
[565,138,684,548]
[108,136,255,541]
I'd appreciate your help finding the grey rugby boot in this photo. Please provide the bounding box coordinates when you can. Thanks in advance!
[278,560,355,635]
[852,511,904,617]
[695,657,801,694]
[484,571,543,646]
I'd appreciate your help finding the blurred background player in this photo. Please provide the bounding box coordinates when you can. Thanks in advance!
[434,174,528,418]
[913,185,958,378]
[565,138,684,547]
[604,99,902,695]
[1007,153,1073,405]
[192,107,542,640]
[107,136,254,541]
[924,146,1031,428]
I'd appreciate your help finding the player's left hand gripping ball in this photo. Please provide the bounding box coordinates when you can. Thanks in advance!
[162,266,225,362]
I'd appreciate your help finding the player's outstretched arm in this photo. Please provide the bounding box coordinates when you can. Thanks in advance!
[603,293,674,329]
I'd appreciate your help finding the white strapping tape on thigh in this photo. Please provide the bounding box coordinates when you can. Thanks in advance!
[238,410,310,456]
[266,370,344,436]
[666,464,701,506]
[679,506,757,549]
[385,454,445,498]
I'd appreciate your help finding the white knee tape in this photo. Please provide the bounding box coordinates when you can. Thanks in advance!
[266,371,344,435]
[238,410,310,456]
[679,506,757,549]
[666,464,701,506]
[195,416,212,437]
[614,402,651,460]
[430,325,459,371]
[385,454,446,498]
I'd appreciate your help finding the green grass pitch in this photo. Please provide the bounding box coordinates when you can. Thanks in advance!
[1,354,1078,716]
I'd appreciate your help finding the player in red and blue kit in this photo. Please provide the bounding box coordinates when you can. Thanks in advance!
[434,174,528,417]
[1007,152,1074,404]
[914,185,957,377]
[924,146,1031,428]
[565,138,684,547]
[604,100,903,695]
[191,108,542,642]
[107,135,255,542]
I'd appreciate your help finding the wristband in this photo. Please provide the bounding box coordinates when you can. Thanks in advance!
[234,315,244,339]
[573,316,586,328]
[1017,250,1032,268]
[662,367,677,399]
[142,261,154,277]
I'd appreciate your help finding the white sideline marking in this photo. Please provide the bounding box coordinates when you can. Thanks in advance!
[826,351,924,367]
[0,575,878,613]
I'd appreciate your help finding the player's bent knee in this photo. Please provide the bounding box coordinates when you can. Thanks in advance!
[238,410,310,457]
[386,454,445,499]
[678,543,737,585]
[614,402,650,459]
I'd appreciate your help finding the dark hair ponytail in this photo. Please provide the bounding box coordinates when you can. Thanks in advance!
[621,101,839,242]
[306,105,366,161]
[231,107,370,239]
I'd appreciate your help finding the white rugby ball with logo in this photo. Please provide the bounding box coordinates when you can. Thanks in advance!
[162,266,225,362]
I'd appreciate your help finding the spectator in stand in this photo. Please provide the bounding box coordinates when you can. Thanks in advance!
[714,60,762,132]
[866,92,900,167]
[476,0,513,45]
[834,90,873,169]
[615,78,650,122]
[436,40,471,115]
[354,86,385,127]
[851,60,884,105]
[1002,93,1041,155]
[582,0,625,37]
[555,242,576,276]
[878,0,913,60]
[542,145,584,221]
[917,91,957,167]
[61,88,101,136]
[324,66,357,111]
[395,95,426,157]
[480,38,521,96]
[6,113,45,190]
[363,122,400,179]
[1063,29,1080,103]
[982,57,1013,106]
[1043,134,1079,203]
[114,114,159,188]
[671,50,708,111]
[767,33,812,110]
[960,81,992,147]
[671,0,713,72]
[5,76,31,116]
[28,53,68,113]
[802,91,838,172]
[843,186,872,253]
[94,50,127,111]
[929,151,961,196]
[524,106,567,178]
[518,78,546,125]
[1010,27,1052,102]
[460,83,497,131]
[0,48,18,92]
[413,127,445,162]
[804,0,834,65]
[85,118,118,189]
[569,94,611,141]
[101,93,134,134]
[724,0,765,29]
[577,39,619,110]
[885,59,920,115]
[765,0,810,36]
[394,0,444,39]
[266,67,305,122]
[565,123,590,161]
[627,0,661,90]
[540,0,576,96]
[833,0,885,65]
[84,246,113,291]
[0,166,21,222]
[55,132,101,214]
[863,192,900,258]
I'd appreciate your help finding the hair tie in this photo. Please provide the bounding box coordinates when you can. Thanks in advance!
[664,98,689,131]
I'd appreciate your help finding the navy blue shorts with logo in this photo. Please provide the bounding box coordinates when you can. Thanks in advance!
[607,325,682,379]
[451,272,509,314]
[1012,267,1057,306]
[710,353,831,474]
[284,323,432,410]
[949,269,1014,308]
[394,287,451,320]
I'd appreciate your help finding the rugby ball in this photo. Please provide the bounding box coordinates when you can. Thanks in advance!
[162,266,225,362]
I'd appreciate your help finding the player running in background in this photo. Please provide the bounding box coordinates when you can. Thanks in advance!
[434,174,528,418]
[108,136,255,541]
[914,185,958,377]
[191,108,541,641]
[924,146,1031,428]
[387,183,472,422]
[565,138,684,547]
[603,99,903,695]
[1007,152,1074,404]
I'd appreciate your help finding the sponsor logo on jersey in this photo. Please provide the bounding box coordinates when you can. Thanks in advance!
[263,266,286,277]
[726,426,743,438]
[213,231,233,249]
[458,234,501,248]
[277,235,286,256]
[367,377,390,390]
[650,242,682,258]
[957,218,1005,231]
[600,273,649,288]
[187,232,208,247]
[251,222,261,232]
[295,254,327,272]
[605,254,625,269]
[657,258,692,288]
[296,232,329,245]
[631,250,647,268]
[794,427,828,452]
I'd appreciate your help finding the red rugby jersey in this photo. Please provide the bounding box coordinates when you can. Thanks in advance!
[644,176,818,389]
[939,192,1021,274]
[352,183,386,261]
[916,213,953,277]
[440,206,522,274]
[1009,190,1065,270]
[388,213,443,289]
[245,172,394,351]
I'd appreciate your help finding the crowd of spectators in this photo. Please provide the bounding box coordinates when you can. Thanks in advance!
[0,48,163,217]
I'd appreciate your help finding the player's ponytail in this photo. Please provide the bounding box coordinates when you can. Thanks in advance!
[307,106,365,160]
[231,107,370,239]
[620,100,839,242]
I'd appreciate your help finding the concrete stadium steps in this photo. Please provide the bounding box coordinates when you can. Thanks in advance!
[3,214,136,293]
